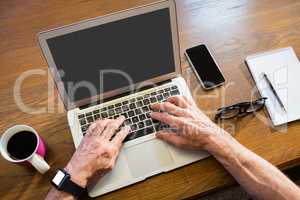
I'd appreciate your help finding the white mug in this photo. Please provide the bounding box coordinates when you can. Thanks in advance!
[0,125,50,174]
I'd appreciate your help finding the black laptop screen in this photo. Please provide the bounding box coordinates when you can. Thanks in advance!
[46,8,175,105]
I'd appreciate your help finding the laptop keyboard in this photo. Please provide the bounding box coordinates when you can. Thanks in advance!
[77,85,180,142]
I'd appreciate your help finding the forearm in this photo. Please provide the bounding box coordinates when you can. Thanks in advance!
[45,188,76,200]
[206,132,300,200]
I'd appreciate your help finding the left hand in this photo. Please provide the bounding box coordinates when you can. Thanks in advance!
[64,116,130,187]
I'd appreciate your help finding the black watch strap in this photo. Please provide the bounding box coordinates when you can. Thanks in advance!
[63,179,85,198]
[52,169,85,198]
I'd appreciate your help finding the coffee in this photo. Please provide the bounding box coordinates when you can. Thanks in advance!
[7,131,37,160]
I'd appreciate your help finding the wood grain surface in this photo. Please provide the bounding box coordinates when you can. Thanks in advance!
[1,0,300,199]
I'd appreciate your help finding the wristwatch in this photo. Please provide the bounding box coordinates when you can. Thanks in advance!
[51,168,85,198]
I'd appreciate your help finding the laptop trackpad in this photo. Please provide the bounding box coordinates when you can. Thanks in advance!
[124,139,174,178]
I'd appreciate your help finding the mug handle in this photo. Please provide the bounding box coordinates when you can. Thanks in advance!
[28,153,50,174]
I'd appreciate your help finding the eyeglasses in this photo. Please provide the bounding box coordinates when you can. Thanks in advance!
[215,97,267,120]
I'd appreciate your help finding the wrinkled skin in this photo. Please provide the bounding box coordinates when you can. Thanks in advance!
[150,95,225,151]
[65,116,130,187]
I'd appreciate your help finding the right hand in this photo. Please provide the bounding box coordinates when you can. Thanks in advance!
[65,116,130,187]
[150,96,227,151]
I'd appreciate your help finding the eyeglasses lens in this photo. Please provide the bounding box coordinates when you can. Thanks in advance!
[219,108,240,119]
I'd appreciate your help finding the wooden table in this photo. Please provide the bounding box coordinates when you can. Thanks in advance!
[1,0,300,199]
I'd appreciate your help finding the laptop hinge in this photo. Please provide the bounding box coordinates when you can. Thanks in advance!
[79,79,171,110]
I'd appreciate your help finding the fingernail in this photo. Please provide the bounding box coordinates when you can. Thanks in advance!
[150,112,157,116]
[118,115,125,120]
[155,132,161,138]
[89,123,97,130]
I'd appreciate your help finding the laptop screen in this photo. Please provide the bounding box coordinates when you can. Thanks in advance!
[46,8,175,105]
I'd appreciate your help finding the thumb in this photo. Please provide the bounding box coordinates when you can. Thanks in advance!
[156,131,185,148]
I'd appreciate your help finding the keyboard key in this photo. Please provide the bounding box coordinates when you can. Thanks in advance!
[142,106,149,112]
[93,110,99,114]
[154,123,160,131]
[138,121,145,129]
[100,107,107,112]
[132,116,139,123]
[113,115,119,119]
[155,123,169,131]
[143,99,150,105]
[170,89,180,96]
[130,124,138,131]
[129,103,136,109]
[144,94,150,98]
[122,100,129,105]
[136,101,143,107]
[108,105,114,109]
[121,112,128,118]
[128,110,135,117]
[135,108,142,115]
[157,94,163,101]
[108,110,115,116]
[94,114,100,120]
[158,89,164,94]
[163,92,170,98]
[101,112,108,118]
[78,114,85,119]
[87,116,94,123]
[150,97,157,103]
[79,118,86,125]
[164,87,171,92]
[130,98,136,103]
[81,124,89,132]
[124,118,132,125]
[86,112,92,117]
[145,119,152,126]
[137,96,143,101]
[122,105,129,112]
[136,126,155,137]
[124,126,155,142]
[139,114,146,121]
[124,132,136,142]
[150,92,157,96]
[115,107,122,114]
[115,103,122,107]
[171,85,178,90]
[146,112,151,118]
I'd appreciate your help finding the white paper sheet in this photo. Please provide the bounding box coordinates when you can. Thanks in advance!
[246,47,300,126]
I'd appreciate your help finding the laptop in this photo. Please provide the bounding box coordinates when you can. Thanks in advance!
[38,0,209,197]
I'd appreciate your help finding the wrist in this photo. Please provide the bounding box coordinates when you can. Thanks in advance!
[64,163,90,188]
[203,129,234,157]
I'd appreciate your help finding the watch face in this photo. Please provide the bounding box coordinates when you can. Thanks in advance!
[52,170,66,186]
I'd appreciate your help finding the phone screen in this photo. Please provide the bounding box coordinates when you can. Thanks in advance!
[186,44,225,89]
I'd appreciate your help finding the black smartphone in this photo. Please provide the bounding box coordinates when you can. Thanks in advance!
[185,44,225,90]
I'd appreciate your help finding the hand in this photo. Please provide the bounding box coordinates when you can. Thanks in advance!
[65,116,130,187]
[150,96,227,151]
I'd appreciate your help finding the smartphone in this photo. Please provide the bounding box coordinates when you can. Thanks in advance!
[185,44,225,90]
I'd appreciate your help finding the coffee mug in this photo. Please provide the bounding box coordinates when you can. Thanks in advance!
[0,125,50,174]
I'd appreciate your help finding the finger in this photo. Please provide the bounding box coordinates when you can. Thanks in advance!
[101,116,125,140]
[86,119,111,136]
[112,126,130,147]
[150,102,187,117]
[156,131,187,148]
[182,96,196,106]
[150,112,184,128]
[166,95,190,108]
